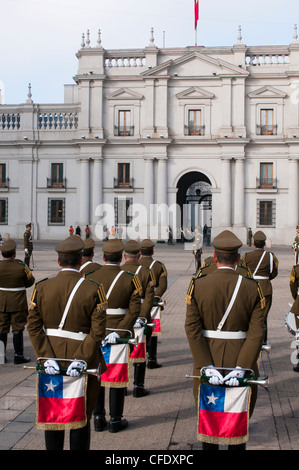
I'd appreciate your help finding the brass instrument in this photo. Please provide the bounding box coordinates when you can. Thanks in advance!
[185,366,269,390]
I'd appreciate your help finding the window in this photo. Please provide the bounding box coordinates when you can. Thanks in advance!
[114,197,133,225]
[259,163,276,188]
[0,198,8,224]
[188,110,203,135]
[260,109,274,135]
[257,200,276,227]
[49,163,64,188]
[48,198,65,225]
[0,164,7,188]
[114,163,133,188]
[117,110,133,136]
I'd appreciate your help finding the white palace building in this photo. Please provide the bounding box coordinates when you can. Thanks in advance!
[1,26,299,244]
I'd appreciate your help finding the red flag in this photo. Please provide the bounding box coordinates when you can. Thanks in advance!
[194,0,199,30]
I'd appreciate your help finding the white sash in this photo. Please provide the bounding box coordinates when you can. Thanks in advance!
[253,251,266,278]
[217,275,243,331]
[106,270,124,299]
[136,265,142,275]
[79,260,92,272]
[58,278,85,329]
[149,260,156,270]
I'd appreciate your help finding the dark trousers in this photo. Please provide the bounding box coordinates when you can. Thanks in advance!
[44,422,90,450]
[94,386,126,422]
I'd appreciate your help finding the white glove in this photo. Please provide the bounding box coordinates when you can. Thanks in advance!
[134,319,143,328]
[205,366,224,386]
[102,332,120,347]
[66,361,85,377]
[25,248,29,254]
[44,359,60,375]
[223,367,245,387]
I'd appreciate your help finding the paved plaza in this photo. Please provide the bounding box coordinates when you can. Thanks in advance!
[0,239,298,451]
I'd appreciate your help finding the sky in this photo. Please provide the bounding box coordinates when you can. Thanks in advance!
[1,0,299,104]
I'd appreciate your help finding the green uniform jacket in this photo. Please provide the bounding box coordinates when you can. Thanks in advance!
[0,258,35,312]
[139,256,167,298]
[87,264,142,338]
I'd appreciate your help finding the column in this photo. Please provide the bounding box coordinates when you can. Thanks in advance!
[92,157,103,225]
[221,159,232,227]
[79,158,90,226]
[157,158,168,239]
[234,158,245,226]
[144,158,154,227]
[288,159,299,228]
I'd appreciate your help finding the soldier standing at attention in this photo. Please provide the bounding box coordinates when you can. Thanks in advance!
[185,230,265,450]
[27,236,108,450]
[139,238,167,369]
[23,223,33,268]
[79,238,102,277]
[87,238,142,433]
[122,239,155,397]
[0,239,35,364]
[240,231,278,343]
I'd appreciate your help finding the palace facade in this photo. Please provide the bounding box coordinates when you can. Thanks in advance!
[1,27,299,244]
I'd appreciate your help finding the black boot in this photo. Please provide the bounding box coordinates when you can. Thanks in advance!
[133,362,149,397]
[93,386,107,432]
[147,336,161,369]
[109,388,128,433]
[13,331,31,364]
[70,422,90,450]
[0,332,7,363]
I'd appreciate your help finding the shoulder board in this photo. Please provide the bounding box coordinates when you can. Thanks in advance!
[132,273,143,294]
[185,277,195,305]
[124,270,135,276]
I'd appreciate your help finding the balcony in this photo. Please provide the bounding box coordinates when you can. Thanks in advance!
[256,177,277,192]
[184,125,205,136]
[114,125,134,137]
[113,178,134,191]
[256,124,278,136]
[47,178,67,190]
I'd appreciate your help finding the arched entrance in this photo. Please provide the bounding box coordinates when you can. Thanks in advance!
[176,171,212,243]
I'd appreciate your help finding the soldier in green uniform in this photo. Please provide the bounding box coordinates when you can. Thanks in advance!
[240,231,278,343]
[87,238,142,433]
[27,236,108,450]
[185,230,265,450]
[122,239,155,397]
[0,239,35,364]
[139,238,167,369]
[23,223,33,268]
[79,238,102,277]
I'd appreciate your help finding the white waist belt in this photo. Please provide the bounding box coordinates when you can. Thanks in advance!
[203,330,247,339]
[253,276,269,280]
[45,328,88,341]
[106,308,128,315]
[0,287,26,291]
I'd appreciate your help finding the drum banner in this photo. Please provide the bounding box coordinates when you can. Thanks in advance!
[129,327,146,363]
[151,305,161,337]
[197,382,251,445]
[100,343,129,388]
[36,372,87,430]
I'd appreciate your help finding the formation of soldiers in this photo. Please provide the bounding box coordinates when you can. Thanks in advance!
[4,222,299,450]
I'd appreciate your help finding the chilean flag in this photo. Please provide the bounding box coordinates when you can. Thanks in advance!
[198,383,251,444]
[130,327,146,363]
[151,305,161,336]
[194,0,199,30]
[101,343,129,387]
[37,372,87,430]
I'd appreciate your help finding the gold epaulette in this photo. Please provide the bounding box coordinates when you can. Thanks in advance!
[290,266,296,283]
[160,263,167,277]
[29,286,37,308]
[96,283,108,312]
[149,268,156,287]
[185,278,195,305]
[132,273,143,295]
[23,263,33,279]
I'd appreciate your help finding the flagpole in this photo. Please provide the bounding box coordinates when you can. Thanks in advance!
[194,0,199,46]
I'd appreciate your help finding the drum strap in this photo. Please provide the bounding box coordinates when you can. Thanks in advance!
[217,275,243,331]
[58,278,85,329]
[106,270,124,299]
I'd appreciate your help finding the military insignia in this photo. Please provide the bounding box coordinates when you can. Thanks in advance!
[185,278,195,305]
[132,273,143,295]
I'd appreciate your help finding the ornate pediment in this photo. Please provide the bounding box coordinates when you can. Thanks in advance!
[248,85,287,99]
[176,86,214,100]
[106,88,144,100]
